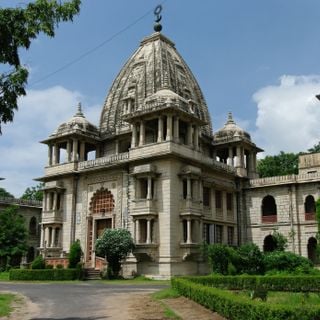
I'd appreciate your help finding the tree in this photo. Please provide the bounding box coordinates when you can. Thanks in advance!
[0,187,14,198]
[21,183,44,201]
[272,230,288,252]
[308,142,320,154]
[95,229,135,278]
[0,0,81,133]
[0,205,28,270]
[68,240,82,268]
[257,151,299,178]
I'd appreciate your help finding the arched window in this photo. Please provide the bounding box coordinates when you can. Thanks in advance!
[89,188,115,215]
[263,234,277,252]
[29,217,37,235]
[307,237,317,263]
[262,195,277,223]
[305,195,315,213]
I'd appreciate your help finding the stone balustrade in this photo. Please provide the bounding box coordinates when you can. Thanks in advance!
[0,197,42,207]
[45,162,78,176]
[78,152,129,170]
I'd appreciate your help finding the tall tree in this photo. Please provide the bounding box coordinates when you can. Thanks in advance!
[0,187,14,198]
[257,151,299,178]
[21,183,44,201]
[0,0,81,133]
[308,142,320,154]
[0,205,28,269]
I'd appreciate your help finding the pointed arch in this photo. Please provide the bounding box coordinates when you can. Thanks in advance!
[89,188,115,215]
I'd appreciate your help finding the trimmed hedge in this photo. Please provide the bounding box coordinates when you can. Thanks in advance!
[185,275,320,292]
[9,268,83,281]
[172,277,320,320]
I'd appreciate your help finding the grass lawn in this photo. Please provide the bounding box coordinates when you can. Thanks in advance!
[234,290,320,306]
[0,293,15,317]
[99,275,170,286]
[0,272,9,281]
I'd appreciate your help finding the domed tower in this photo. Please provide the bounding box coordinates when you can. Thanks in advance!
[99,30,213,154]
[213,112,263,178]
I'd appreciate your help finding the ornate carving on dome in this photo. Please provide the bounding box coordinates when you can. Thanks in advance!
[99,32,213,138]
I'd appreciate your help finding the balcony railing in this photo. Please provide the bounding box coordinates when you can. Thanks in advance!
[262,215,277,223]
[78,152,129,170]
[305,212,316,221]
[0,197,42,207]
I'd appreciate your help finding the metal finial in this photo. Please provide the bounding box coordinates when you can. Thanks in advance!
[226,112,235,124]
[154,5,162,32]
[75,102,84,117]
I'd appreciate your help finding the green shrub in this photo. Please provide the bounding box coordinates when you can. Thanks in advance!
[206,244,235,275]
[68,240,82,268]
[55,264,64,269]
[171,277,320,320]
[9,268,82,281]
[31,256,45,269]
[264,251,313,273]
[236,243,265,275]
[45,264,53,269]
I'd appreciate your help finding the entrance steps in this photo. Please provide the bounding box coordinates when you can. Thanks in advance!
[84,268,101,280]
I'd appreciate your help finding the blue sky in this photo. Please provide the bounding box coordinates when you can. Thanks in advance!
[1,0,320,196]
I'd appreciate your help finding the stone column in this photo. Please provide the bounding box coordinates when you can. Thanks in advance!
[147,176,152,200]
[40,225,44,247]
[222,191,227,221]
[115,140,119,154]
[157,116,163,142]
[187,219,192,244]
[166,115,173,141]
[51,227,56,247]
[53,144,60,165]
[72,139,78,161]
[67,140,72,162]
[53,192,57,211]
[236,146,241,167]
[187,123,193,146]
[194,125,199,149]
[199,220,203,243]
[187,177,192,200]
[174,117,179,142]
[199,179,203,202]
[133,219,137,242]
[44,226,49,248]
[139,121,145,146]
[48,144,53,166]
[228,147,234,166]
[80,141,86,161]
[131,124,137,148]
[136,220,140,244]
[146,219,151,244]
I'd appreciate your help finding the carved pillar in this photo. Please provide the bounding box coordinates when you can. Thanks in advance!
[72,139,78,161]
[40,225,44,247]
[187,123,193,146]
[194,125,199,149]
[236,146,241,167]
[187,219,192,244]
[136,220,140,243]
[147,176,152,200]
[51,227,56,247]
[53,192,58,211]
[48,144,53,166]
[44,226,49,248]
[80,141,86,161]
[228,147,234,166]
[115,140,119,154]
[166,114,173,141]
[187,177,192,200]
[131,124,137,148]
[174,116,179,142]
[157,116,163,143]
[146,219,151,244]
[67,140,72,162]
[139,121,145,146]
[53,144,60,165]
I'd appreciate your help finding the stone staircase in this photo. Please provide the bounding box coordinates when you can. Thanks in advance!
[84,268,101,280]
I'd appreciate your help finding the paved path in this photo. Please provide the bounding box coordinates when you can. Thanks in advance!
[0,281,166,320]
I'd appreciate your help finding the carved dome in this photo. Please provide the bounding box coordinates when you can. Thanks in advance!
[214,112,251,142]
[99,32,213,137]
[51,103,99,139]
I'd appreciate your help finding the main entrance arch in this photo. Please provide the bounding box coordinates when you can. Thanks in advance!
[86,188,115,264]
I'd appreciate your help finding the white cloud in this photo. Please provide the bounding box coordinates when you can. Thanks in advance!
[253,75,320,155]
[0,86,101,197]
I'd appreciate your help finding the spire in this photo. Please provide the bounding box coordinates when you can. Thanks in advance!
[75,102,85,118]
[226,111,235,125]
[154,5,162,32]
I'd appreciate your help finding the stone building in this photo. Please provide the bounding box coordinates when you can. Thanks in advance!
[38,24,319,277]
[0,197,42,263]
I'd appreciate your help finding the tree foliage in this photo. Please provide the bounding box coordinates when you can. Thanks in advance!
[257,151,299,178]
[308,142,320,154]
[0,187,14,198]
[21,183,44,201]
[0,0,81,133]
[271,230,288,252]
[95,229,135,278]
[68,240,82,268]
[0,205,27,269]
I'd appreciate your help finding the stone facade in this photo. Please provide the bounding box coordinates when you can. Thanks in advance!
[38,29,320,278]
[0,197,42,262]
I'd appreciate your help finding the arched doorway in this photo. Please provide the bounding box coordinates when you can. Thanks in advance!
[307,237,317,263]
[305,195,316,220]
[263,234,277,252]
[29,216,37,235]
[87,188,115,263]
[27,247,35,263]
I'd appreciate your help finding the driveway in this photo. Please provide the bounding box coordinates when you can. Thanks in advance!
[0,281,167,320]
